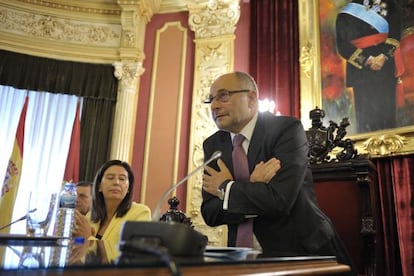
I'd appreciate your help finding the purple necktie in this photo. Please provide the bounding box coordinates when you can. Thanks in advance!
[232,134,253,248]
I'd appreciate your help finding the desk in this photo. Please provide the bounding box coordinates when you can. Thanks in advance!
[0,237,350,275]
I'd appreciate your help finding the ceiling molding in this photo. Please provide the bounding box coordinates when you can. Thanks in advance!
[159,0,187,13]
[0,0,189,63]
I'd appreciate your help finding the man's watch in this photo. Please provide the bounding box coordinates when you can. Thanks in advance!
[217,188,225,200]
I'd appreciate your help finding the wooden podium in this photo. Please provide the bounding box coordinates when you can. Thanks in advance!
[306,107,378,276]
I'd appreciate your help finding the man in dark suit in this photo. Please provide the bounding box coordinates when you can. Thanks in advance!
[201,71,356,275]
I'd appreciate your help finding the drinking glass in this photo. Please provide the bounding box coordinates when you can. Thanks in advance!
[19,245,46,269]
[26,192,57,237]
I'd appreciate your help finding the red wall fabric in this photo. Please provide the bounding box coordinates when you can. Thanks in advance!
[234,2,251,73]
[249,0,300,117]
[391,156,414,276]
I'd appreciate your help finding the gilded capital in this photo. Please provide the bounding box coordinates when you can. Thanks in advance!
[117,0,160,21]
[113,61,145,92]
[186,0,240,39]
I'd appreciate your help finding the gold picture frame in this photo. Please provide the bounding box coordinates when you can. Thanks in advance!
[298,0,414,157]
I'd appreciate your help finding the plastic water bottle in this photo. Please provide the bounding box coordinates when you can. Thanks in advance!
[53,182,77,240]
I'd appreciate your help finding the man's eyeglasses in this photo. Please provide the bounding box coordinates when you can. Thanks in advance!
[203,89,250,104]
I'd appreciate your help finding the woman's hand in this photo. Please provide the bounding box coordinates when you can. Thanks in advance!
[72,210,93,239]
[68,240,94,264]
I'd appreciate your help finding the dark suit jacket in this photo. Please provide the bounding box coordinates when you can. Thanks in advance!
[201,112,352,264]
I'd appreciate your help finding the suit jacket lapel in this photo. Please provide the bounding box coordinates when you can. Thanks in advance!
[248,113,265,172]
[217,131,234,174]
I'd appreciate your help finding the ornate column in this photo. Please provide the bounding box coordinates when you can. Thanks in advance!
[185,0,240,246]
[112,61,144,162]
[110,1,158,162]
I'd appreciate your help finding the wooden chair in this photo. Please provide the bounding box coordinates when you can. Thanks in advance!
[306,107,378,276]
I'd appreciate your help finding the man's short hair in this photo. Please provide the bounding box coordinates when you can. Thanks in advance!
[76,181,92,188]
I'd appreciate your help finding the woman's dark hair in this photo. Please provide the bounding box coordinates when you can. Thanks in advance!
[90,160,134,223]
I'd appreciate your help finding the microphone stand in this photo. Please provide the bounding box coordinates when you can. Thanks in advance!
[151,151,222,221]
[119,151,222,260]
[0,208,37,231]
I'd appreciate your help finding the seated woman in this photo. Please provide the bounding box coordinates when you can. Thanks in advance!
[73,160,151,246]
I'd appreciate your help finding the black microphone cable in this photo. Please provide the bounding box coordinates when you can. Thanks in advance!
[118,238,181,276]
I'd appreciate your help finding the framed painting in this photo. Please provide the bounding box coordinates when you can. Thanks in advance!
[299,0,414,157]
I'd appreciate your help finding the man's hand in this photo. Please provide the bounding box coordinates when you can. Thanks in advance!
[250,157,281,183]
[203,159,233,197]
[367,54,387,71]
[202,157,281,198]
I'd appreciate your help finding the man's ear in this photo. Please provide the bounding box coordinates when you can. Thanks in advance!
[248,91,258,107]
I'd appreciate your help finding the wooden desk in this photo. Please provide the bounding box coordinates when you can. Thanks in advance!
[3,258,350,275]
[0,239,350,275]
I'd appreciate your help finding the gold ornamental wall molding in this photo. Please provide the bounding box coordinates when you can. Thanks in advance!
[362,134,407,157]
[0,6,121,47]
[186,0,240,247]
[298,0,322,130]
[5,0,121,18]
[0,0,159,63]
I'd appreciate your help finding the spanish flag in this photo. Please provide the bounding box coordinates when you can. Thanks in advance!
[0,97,28,233]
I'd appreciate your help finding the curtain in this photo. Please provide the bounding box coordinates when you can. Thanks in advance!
[249,0,300,117]
[80,97,115,181]
[63,101,81,183]
[392,156,414,276]
[0,50,117,98]
[0,88,79,234]
[374,156,414,276]
[0,50,118,181]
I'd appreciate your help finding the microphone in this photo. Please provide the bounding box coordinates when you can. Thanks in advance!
[119,151,222,258]
[152,150,222,221]
[0,208,37,231]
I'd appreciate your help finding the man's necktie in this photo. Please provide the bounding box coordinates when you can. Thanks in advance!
[232,134,253,248]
